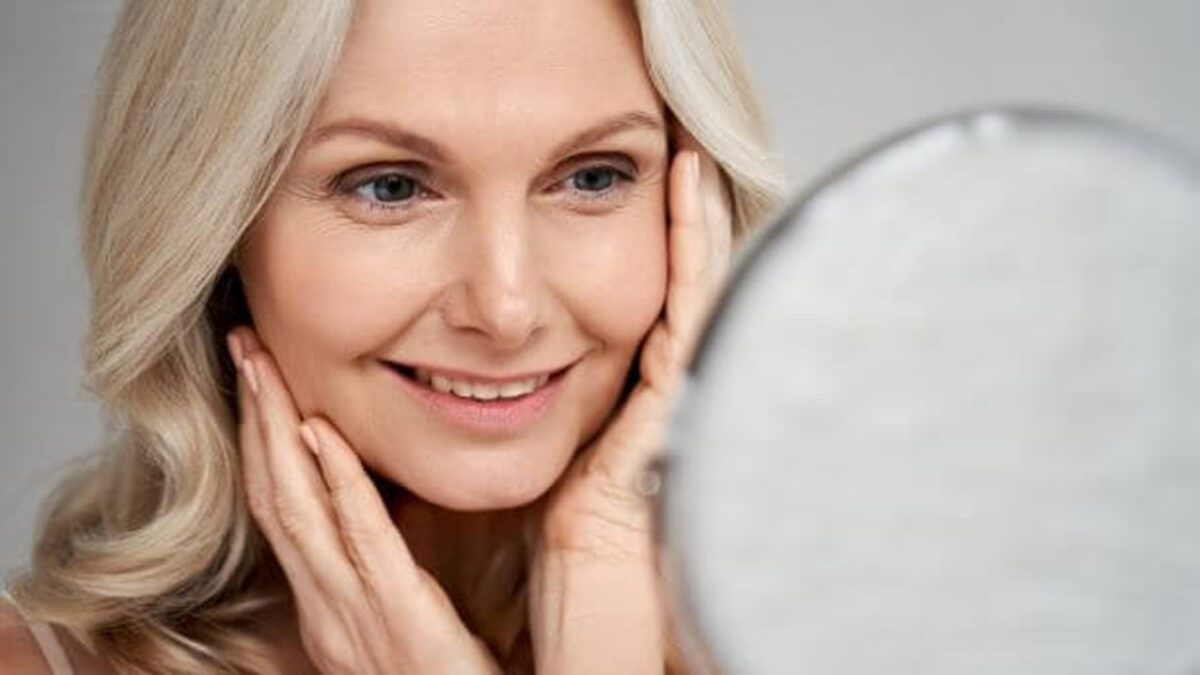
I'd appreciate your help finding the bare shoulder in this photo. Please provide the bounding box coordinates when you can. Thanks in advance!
[0,602,52,674]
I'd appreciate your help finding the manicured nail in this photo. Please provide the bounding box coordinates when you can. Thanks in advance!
[687,151,701,189]
[299,424,320,457]
[227,332,244,365]
[241,358,259,395]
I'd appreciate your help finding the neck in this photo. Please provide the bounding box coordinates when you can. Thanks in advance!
[389,490,535,668]
[261,487,536,671]
[387,489,532,612]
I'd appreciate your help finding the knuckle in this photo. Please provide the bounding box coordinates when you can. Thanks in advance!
[339,514,387,552]
[641,330,679,383]
[542,492,651,561]
[302,628,357,674]
[324,471,358,503]
[327,481,368,525]
[273,498,309,540]
[326,489,390,557]
[244,489,273,523]
[576,455,642,512]
[325,467,373,518]
[255,416,280,447]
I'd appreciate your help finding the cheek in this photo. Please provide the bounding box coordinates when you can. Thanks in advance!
[547,205,668,347]
[239,209,430,400]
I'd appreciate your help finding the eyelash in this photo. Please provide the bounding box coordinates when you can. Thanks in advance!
[332,158,638,213]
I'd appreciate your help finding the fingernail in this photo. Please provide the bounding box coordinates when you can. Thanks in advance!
[227,332,244,364]
[241,358,259,395]
[687,151,701,188]
[299,424,320,457]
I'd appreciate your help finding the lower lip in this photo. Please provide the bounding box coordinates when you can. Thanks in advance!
[386,364,570,436]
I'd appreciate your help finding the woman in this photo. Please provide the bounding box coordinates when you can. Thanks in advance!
[1,0,784,672]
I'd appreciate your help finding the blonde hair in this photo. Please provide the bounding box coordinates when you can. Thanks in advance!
[9,0,785,672]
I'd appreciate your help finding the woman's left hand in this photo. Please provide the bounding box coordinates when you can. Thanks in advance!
[528,131,734,673]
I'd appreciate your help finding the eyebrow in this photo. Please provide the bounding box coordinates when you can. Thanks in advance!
[304,110,665,163]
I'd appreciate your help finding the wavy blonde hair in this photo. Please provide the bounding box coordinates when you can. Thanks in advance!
[9,0,785,672]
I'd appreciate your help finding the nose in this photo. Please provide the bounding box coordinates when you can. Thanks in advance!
[441,200,542,350]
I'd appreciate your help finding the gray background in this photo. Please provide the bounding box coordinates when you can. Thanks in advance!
[2,0,1199,577]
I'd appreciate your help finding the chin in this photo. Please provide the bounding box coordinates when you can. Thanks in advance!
[376,440,579,513]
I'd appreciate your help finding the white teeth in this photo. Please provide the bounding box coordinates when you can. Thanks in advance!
[472,383,499,400]
[431,374,453,393]
[498,380,533,398]
[413,367,552,401]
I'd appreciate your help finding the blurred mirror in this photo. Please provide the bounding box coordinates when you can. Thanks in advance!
[664,109,1200,674]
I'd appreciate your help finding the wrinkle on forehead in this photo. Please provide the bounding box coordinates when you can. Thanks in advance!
[312,0,657,156]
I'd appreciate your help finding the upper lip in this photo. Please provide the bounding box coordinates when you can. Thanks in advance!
[384,360,573,385]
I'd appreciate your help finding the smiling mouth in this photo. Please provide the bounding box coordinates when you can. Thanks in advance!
[384,362,569,403]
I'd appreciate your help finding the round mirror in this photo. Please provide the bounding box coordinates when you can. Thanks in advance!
[664,109,1200,674]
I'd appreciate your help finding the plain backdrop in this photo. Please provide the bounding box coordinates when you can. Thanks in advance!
[2,0,1198,577]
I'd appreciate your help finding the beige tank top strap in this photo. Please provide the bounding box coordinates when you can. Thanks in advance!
[2,590,76,675]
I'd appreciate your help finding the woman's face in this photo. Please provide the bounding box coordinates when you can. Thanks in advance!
[238,0,669,510]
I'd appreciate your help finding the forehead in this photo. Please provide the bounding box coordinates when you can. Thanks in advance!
[314,0,661,133]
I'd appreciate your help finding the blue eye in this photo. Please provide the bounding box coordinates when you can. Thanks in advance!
[355,173,419,204]
[565,163,636,200]
[572,166,618,192]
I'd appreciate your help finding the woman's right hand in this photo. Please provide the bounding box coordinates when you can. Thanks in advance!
[228,327,501,675]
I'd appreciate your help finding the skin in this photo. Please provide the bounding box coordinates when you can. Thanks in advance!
[237,0,671,513]
[228,0,733,672]
[0,0,732,673]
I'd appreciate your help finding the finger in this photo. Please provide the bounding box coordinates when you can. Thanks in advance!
[670,133,733,347]
[231,331,499,672]
[229,331,329,610]
[233,327,362,601]
[666,146,708,298]
[302,418,498,669]
[635,148,712,390]
[299,417,422,595]
[677,128,734,279]
[593,139,734,496]
[673,129,733,284]
[579,376,671,503]
[302,418,473,630]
